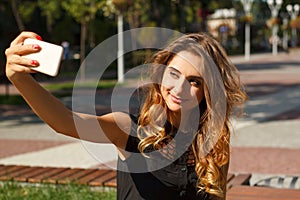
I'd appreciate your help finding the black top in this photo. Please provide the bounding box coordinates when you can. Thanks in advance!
[116,116,211,200]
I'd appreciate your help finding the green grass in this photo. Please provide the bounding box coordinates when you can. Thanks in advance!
[0,79,118,105]
[0,181,116,200]
[0,95,27,105]
[44,80,117,91]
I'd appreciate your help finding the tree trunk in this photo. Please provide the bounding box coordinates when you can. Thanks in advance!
[46,15,52,34]
[80,18,87,82]
[10,0,25,31]
[89,1,95,49]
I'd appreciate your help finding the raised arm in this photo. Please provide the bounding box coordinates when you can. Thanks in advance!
[5,32,130,150]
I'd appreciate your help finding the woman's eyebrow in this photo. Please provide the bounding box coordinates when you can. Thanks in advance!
[168,66,181,74]
[187,75,203,80]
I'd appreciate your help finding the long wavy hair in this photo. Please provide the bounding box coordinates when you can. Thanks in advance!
[137,33,247,198]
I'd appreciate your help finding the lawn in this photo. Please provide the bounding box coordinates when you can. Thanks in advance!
[0,94,27,105]
[0,181,116,200]
[43,79,117,91]
[0,79,117,105]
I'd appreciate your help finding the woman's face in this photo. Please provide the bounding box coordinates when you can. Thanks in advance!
[160,51,205,114]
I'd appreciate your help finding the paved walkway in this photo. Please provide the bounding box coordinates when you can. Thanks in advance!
[1,50,300,186]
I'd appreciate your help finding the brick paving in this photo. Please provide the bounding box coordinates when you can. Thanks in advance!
[0,164,117,187]
[0,139,72,159]
[230,147,300,175]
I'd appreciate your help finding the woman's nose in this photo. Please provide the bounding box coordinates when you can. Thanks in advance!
[173,77,186,95]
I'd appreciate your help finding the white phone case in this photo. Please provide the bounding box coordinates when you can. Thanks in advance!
[23,38,63,77]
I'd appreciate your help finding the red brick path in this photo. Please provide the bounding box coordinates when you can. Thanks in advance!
[0,139,72,159]
[230,147,300,175]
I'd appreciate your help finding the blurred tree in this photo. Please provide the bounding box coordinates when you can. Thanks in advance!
[37,0,61,34]
[61,0,106,81]
[102,0,150,67]
[19,1,42,27]
[126,0,150,29]
[9,1,63,40]
[10,0,25,31]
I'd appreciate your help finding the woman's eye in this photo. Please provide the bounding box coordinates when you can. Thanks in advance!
[190,79,202,87]
[169,71,180,79]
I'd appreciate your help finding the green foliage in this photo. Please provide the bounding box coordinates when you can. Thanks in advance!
[126,0,151,28]
[206,0,234,10]
[0,181,116,200]
[61,0,106,23]
[18,1,37,22]
[37,0,61,20]
[37,0,62,32]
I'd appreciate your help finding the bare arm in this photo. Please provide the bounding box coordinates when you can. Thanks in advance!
[5,31,130,150]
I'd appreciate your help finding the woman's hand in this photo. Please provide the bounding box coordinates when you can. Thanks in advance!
[5,31,42,81]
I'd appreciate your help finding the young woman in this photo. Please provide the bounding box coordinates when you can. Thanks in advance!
[5,31,247,199]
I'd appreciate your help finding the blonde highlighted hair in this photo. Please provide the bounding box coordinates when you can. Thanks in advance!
[137,33,247,198]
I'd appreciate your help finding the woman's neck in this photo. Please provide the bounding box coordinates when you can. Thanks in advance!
[170,110,191,129]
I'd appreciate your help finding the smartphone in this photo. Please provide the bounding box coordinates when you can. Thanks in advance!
[23,38,63,77]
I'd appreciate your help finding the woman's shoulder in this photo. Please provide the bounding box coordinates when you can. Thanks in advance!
[108,111,140,160]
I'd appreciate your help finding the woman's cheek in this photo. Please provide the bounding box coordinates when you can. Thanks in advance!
[194,88,204,103]
[161,76,173,89]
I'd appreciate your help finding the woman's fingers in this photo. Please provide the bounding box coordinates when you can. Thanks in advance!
[7,54,39,67]
[6,43,41,56]
[5,32,42,77]
[6,52,40,78]
[7,62,39,74]
[10,31,42,47]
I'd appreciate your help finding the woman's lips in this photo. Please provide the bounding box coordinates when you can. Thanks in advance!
[170,93,185,104]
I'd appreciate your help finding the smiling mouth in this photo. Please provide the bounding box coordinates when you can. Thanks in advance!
[170,93,185,104]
